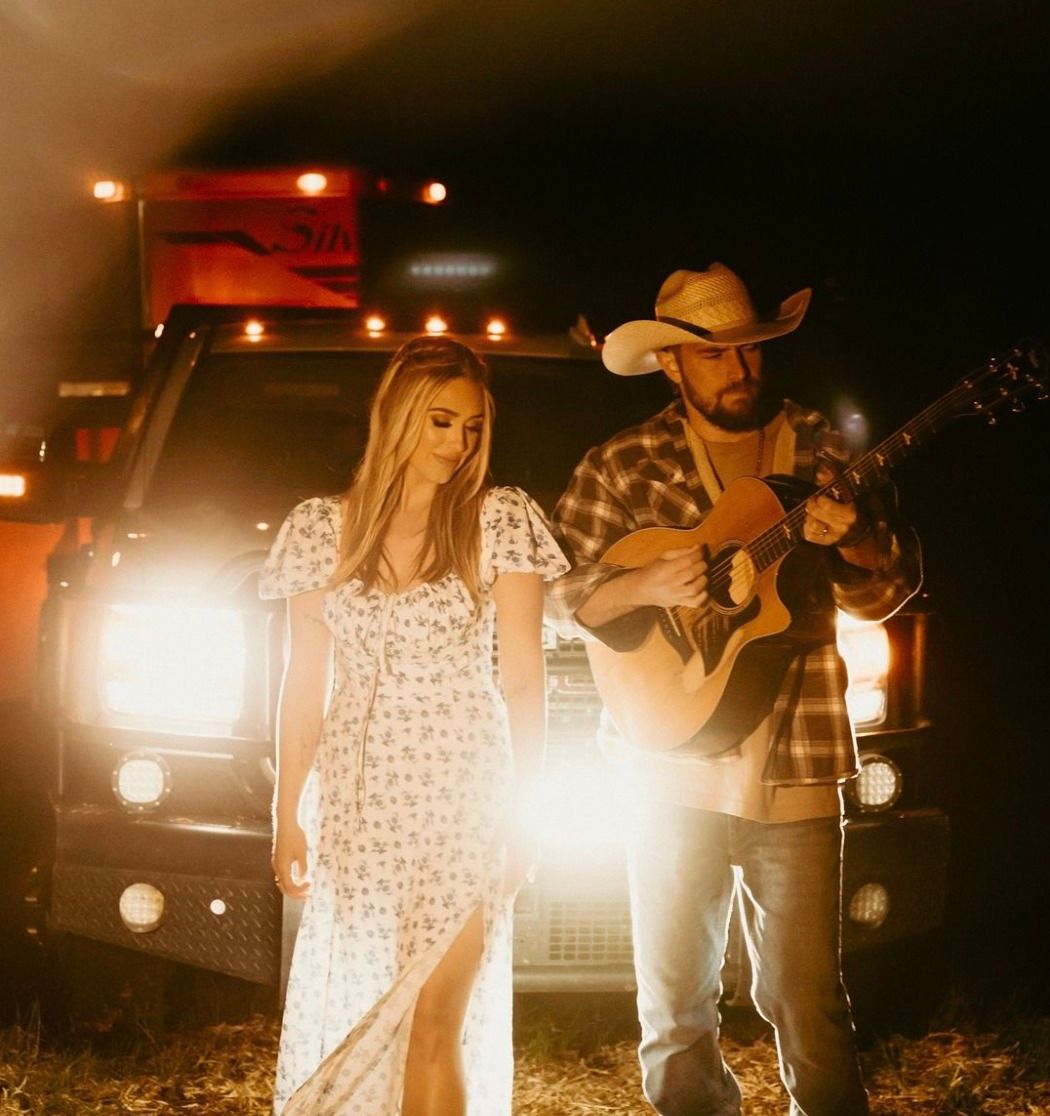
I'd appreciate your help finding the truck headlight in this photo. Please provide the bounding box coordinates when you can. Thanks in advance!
[847,753,902,811]
[836,613,890,727]
[112,750,171,811]
[99,604,247,733]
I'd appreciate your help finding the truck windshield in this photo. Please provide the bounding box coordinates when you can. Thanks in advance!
[145,349,669,514]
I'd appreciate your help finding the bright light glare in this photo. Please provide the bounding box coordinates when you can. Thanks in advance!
[296,172,328,195]
[424,314,448,334]
[92,179,126,202]
[837,612,890,725]
[523,755,632,861]
[100,604,246,731]
[119,883,165,933]
[422,180,447,204]
[832,396,869,449]
[364,314,386,333]
[485,317,508,337]
[244,320,265,341]
[0,473,27,498]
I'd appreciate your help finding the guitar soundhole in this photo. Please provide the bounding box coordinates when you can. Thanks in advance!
[668,541,762,676]
[707,541,756,614]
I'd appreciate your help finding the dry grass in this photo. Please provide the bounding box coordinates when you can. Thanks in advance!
[0,1011,278,1114]
[1,997,1048,1114]
[512,997,1050,1116]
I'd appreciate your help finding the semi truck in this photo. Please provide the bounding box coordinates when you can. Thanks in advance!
[0,167,949,1027]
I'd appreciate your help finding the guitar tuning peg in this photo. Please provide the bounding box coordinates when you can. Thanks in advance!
[986,413,998,426]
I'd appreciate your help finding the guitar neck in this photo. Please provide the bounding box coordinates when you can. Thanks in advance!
[735,339,1044,574]
[748,380,972,574]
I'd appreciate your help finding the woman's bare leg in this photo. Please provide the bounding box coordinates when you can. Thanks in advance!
[401,904,486,1116]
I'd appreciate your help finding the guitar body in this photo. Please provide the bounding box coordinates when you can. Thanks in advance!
[586,474,823,757]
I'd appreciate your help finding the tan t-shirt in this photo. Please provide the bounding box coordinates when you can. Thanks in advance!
[610,412,841,822]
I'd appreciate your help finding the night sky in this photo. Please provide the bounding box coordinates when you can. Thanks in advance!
[3,0,1049,1003]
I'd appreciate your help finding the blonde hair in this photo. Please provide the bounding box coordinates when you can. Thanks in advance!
[332,336,493,600]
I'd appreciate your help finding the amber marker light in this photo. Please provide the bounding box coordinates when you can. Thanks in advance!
[92,179,127,203]
[364,314,387,334]
[0,473,27,498]
[244,320,265,342]
[424,314,449,335]
[422,181,448,205]
[485,317,508,339]
[296,172,328,195]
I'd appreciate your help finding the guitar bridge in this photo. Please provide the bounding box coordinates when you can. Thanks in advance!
[658,608,694,665]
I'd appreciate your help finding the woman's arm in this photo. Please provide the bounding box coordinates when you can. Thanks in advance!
[492,570,547,892]
[272,586,332,899]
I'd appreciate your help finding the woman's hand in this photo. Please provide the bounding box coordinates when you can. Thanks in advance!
[272,818,311,900]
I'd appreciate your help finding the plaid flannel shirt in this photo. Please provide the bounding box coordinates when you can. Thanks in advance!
[548,398,922,785]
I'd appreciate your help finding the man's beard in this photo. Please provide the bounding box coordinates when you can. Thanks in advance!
[684,379,765,432]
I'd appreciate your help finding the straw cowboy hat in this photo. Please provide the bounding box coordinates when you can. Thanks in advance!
[601,262,812,376]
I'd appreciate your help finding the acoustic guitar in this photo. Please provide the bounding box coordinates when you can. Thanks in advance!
[586,340,1047,757]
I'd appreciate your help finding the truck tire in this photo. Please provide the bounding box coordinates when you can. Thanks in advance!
[843,930,950,1041]
[0,711,53,1026]
[52,934,176,1041]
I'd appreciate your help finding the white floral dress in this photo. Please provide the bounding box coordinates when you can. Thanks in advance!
[259,486,569,1115]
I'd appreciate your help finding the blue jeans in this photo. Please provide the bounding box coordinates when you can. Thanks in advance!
[625,803,869,1116]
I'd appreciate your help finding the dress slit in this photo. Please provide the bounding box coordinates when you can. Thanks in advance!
[282,881,505,1115]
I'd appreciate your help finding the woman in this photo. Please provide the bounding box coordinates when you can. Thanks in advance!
[259,336,568,1115]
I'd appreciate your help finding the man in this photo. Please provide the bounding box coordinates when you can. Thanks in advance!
[549,263,921,1116]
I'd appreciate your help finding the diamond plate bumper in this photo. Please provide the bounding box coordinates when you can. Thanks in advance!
[51,806,280,985]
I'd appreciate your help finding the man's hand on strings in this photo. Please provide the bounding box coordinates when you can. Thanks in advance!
[628,545,709,609]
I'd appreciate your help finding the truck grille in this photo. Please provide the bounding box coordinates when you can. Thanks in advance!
[546,639,603,755]
[547,899,634,964]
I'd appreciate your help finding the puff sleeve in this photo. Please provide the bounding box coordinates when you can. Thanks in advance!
[258,496,342,599]
[481,486,571,588]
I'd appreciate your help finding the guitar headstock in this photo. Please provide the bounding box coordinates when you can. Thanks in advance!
[954,339,1048,425]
